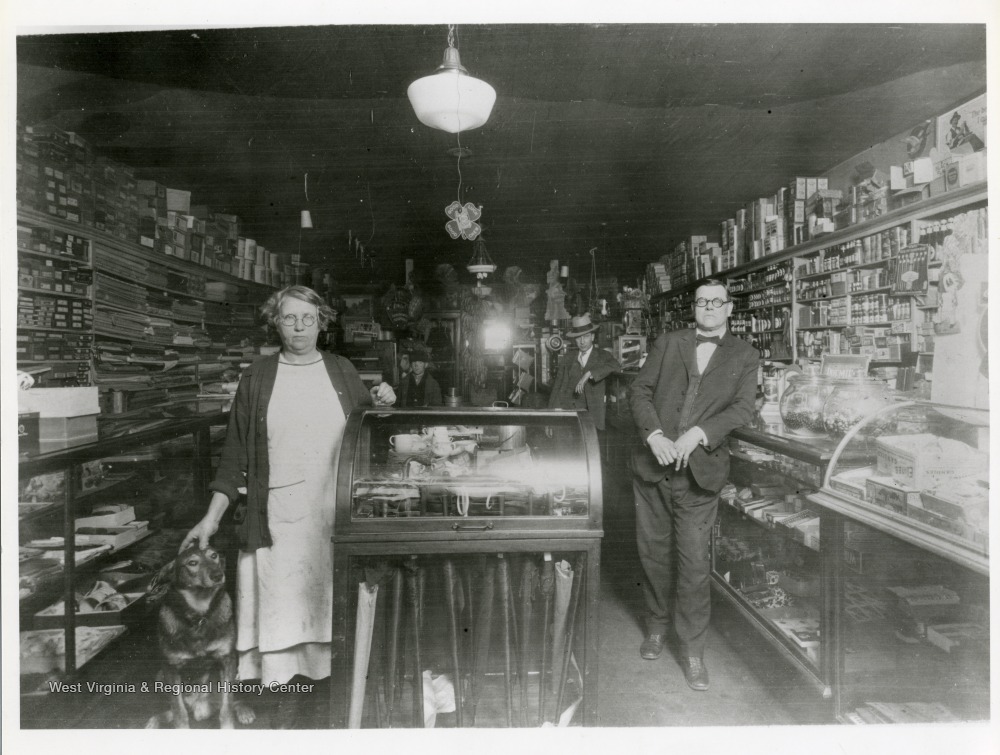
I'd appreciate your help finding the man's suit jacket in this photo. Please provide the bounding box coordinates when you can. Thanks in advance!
[399,371,443,407]
[548,346,621,431]
[629,328,758,492]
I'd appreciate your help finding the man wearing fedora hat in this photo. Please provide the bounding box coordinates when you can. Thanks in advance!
[398,343,443,407]
[547,313,621,432]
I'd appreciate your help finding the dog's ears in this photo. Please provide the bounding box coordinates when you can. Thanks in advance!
[145,555,179,605]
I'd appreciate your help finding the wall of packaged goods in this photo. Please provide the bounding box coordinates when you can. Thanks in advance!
[15,122,316,417]
[641,94,987,396]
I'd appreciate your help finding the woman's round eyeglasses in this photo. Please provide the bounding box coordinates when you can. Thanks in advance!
[694,298,731,309]
[278,314,317,327]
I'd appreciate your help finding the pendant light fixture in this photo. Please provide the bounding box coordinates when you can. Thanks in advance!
[300,173,313,229]
[407,24,496,134]
[467,236,496,297]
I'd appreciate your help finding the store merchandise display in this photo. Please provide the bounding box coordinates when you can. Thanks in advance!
[332,407,602,728]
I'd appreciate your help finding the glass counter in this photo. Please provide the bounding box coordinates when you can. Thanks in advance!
[809,400,989,722]
[821,401,988,570]
[332,406,604,728]
[335,406,603,540]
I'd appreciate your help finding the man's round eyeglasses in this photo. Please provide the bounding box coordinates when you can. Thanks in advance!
[694,298,731,309]
[278,314,317,327]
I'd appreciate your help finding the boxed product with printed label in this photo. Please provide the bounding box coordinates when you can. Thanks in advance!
[865,476,921,516]
[875,434,987,488]
[18,386,99,417]
[39,415,98,444]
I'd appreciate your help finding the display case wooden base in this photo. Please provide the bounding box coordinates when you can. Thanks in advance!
[331,406,604,728]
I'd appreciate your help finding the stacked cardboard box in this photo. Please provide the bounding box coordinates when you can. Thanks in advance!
[786,177,828,247]
[91,155,140,241]
[15,122,140,242]
[17,124,308,296]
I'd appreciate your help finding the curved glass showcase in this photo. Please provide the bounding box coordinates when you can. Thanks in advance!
[335,406,603,539]
[813,400,989,723]
[331,407,604,728]
[822,401,988,570]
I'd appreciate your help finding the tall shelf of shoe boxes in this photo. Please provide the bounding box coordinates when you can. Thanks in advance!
[16,122,312,412]
[638,100,988,721]
[15,123,310,690]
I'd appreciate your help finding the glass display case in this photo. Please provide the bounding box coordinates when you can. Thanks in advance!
[18,408,226,701]
[335,406,602,537]
[820,401,988,568]
[810,400,989,723]
[715,425,839,699]
[331,406,603,728]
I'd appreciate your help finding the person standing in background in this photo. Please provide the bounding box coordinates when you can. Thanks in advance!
[547,313,621,432]
[628,279,758,692]
[398,344,443,407]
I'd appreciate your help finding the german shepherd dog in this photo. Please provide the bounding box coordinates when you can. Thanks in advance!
[145,545,254,728]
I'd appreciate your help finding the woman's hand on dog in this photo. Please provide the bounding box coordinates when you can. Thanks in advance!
[181,518,219,552]
[181,492,231,552]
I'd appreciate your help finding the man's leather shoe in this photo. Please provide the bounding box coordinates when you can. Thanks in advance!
[639,633,666,660]
[683,656,710,691]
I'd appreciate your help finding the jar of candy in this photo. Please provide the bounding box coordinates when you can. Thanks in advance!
[822,377,895,438]
[779,373,835,437]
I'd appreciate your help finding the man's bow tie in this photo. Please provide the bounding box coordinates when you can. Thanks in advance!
[696,333,723,346]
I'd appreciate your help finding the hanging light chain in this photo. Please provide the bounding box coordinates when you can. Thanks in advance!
[447,24,456,49]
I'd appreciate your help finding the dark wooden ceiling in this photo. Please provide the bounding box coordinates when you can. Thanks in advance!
[17,23,987,287]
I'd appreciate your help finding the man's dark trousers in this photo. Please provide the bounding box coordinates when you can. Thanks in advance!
[635,466,718,659]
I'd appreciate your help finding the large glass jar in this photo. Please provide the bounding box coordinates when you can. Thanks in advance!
[822,377,895,438]
[778,373,835,437]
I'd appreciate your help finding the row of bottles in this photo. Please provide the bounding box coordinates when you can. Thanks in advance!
[797,277,841,301]
[851,293,890,324]
[890,298,913,322]
[850,266,889,292]
[738,285,791,309]
[730,307,790,334]
[795,328,842,360]
[728,262,791,294]
[796,225,911,275]
[800,298,848,328]
[738,331,789,360]
[917,218,954,263]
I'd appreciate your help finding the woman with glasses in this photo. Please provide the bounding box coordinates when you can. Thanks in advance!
[182,284,395,728]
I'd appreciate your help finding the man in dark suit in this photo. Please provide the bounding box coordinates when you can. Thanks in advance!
[629,279,758,691]
[548,313,621,431]
[397,344,443,407]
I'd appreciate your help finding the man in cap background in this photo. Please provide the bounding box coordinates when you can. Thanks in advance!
[398,343,443,407]
[547,313,621,432]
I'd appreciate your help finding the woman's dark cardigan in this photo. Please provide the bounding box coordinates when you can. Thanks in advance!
[209,352,372,550]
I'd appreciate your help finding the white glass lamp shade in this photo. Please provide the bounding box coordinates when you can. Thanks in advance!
[408,48,496,133]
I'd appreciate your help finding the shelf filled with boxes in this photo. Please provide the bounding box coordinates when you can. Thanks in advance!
[810,400,989,723]
[646,185,985,371]
[651,285,696,335]
[16,220,96,387]
[791,223,912,356]
[727,261,794,360]
[17,206,288,413]
[16,121,318,414]
[713,426,836,698]
[17,413,227,696]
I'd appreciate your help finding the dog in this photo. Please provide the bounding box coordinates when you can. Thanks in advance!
[145,545,255,729]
